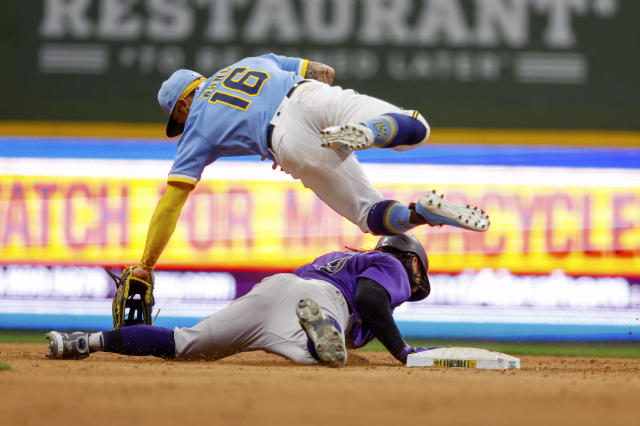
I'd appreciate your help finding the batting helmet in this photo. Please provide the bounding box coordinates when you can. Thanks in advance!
[375,234,430,301]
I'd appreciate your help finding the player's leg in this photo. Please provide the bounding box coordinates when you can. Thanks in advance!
[258,276,350,367]
[294,297,346,367]
[367,192,490,233]
[172,273,348,366]
[47,280,277,361]
[271,84,489,234]
[171,272,342,362]
[46,275,347,364]
[45,326,176,359]
[270,102,383,232]
[47,299,268,360]
[321,111,429,152]
[172,284,274,360]
[317,86,430,152]
[330,89,490,231]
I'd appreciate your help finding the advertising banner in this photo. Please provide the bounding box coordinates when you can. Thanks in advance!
[2,142,639,339]
[1,0,639,129]
[1,159,639,276]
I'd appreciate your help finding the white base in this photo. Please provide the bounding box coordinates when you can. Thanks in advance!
[406,347,520,370]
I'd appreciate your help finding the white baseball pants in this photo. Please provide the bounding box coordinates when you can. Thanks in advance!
[268,81,430,233]
[173,273,350,364]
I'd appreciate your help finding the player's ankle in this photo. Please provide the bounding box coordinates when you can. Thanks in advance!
[88,332,104,352]
[360,115,397,147]
[367,200,417,234]
[361,113,427,149]
[408,204,427,225]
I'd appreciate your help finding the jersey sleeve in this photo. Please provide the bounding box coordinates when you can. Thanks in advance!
[260,53,308,77]
[358,254,412,307]
[168,125,218,185]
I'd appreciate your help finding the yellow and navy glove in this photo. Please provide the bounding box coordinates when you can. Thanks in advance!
[107,267,155,329]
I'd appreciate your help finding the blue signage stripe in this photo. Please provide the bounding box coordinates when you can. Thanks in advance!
[0,137,178,161]
[397,321,640,342]
[1,136,639,169]
[2,313,638,341]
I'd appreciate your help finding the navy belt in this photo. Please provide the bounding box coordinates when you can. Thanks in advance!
[267,124,275,150]
[267,80,309,150]
[285,79,309,98]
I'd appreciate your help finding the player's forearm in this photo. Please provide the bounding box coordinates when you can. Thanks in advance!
[355,278,407,362]
[139,182,193,269]
[304,61,335,85]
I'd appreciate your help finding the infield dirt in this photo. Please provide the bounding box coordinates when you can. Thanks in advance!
[1,343,639,426]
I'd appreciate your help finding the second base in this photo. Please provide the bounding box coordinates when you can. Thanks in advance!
[406,347,520,370]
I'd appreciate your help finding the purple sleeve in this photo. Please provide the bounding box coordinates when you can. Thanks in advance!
[358,254,411,307]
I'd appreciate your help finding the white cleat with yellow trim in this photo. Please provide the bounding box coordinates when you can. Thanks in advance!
[415,190,490,232]
[320,123,374,151]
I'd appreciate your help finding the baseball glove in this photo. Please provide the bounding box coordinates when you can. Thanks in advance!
[107,267,155,329]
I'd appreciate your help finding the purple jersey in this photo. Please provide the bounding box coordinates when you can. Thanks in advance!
[293,251,411,348]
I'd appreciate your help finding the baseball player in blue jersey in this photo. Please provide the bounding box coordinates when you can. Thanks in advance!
[47,234,439,367]
[122,53,489,293]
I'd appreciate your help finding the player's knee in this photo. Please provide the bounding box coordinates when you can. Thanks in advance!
[401,111,430,147]
[356,208,374,234]
[389,111,430,152]
[414,112,430,145]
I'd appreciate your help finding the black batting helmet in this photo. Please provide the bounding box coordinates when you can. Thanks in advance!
[375,234,430,301]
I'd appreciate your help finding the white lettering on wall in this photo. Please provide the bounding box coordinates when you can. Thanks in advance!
[97,0,142,40]
[39,0,93,38]
[303,0,354,44]
[244,0,301,42]
[147,0,194,41]
[200,0,248,42]
[474,0,528,47]
[35,0,622,82]
[534,0,588,48]
[414,0,469,46]
[358,0,412,44]
[37,0,619,48]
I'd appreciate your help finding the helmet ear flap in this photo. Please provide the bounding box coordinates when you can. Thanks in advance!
[382,250,422,288]
[405,253,431,301]
[375,233,431,301]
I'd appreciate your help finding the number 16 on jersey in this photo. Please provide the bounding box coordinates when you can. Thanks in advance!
[208,67,270,111]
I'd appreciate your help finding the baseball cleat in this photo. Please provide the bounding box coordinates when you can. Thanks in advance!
[320,123,373,151]
[414,190,490,232]
[46,331,90,359]
[296,298,347,367]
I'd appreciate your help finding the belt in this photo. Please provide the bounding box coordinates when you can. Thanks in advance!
[267,80,310,150]
[266,123,275,151]
[286,79,309,98]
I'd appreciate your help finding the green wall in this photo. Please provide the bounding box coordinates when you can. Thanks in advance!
[2,0,639,129]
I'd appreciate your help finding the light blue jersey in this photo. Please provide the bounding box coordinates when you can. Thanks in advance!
[168,54,307,185]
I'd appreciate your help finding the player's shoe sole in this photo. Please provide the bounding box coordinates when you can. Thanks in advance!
[296,298,347,367]
[46,331,90,359]
[320,123,374,151]
[415,190,490,232]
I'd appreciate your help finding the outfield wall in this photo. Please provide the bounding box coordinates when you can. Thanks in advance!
[2,0,640,129]
[1,135,639,339]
